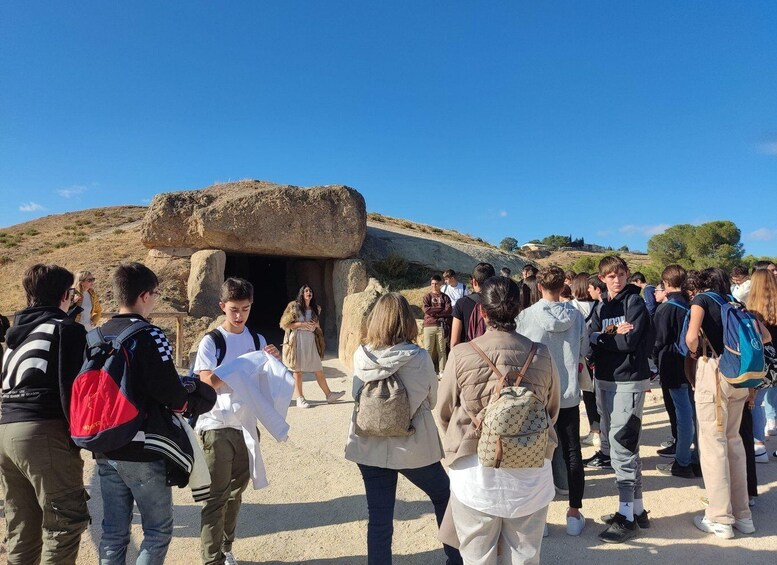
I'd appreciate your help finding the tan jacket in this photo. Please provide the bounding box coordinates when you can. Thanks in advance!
[438,329,560,465]
[74,287,102,327]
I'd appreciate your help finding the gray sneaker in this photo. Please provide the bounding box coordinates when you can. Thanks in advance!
[224,551,239,565]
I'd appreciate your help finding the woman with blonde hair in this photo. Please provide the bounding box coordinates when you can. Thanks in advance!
[280,284,344,408]
[747,270,777,451]
[345,292,462,565]
[72,270,102,330]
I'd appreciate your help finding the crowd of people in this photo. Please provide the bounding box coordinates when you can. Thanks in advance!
[0,256,775,564]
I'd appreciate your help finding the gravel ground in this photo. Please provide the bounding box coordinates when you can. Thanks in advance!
[2,356,776,564]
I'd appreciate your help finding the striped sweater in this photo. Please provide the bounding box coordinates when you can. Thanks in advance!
[1,306,86,424]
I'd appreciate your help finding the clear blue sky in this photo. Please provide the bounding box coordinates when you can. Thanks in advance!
[2,2,776,256]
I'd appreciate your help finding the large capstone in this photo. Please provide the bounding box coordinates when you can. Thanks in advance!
[141,180,367,259]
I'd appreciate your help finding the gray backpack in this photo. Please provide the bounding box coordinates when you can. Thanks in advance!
[353,373,415,437]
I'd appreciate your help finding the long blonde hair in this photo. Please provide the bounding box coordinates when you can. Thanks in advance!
[364,293,418,349]
[75,270,93,293]
[747,270,777,326]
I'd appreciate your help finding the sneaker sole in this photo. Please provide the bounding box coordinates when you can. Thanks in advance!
[694,518,734,539]
[598,530,638,544]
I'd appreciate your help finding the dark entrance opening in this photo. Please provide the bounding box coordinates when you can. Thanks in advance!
[224,253,288,347]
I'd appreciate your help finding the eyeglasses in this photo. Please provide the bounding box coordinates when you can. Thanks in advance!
[150,290,161,297]
[84,277,95,282]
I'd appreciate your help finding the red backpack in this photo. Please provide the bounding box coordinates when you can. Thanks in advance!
[70,320,150,452]
[466,296,486,341]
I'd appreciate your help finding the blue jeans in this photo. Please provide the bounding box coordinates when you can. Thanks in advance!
[765,388,777,420]
[752,388,777,442]
[668,385,698,467]
[97,459,173,565]
[357,462,462,565]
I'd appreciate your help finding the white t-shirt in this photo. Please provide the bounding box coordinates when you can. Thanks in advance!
[80,291,94,331]
[448,455,555,518]
[442,282,470,308]
[193,326,267,431]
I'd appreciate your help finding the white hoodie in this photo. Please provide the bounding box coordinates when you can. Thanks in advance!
[344,343,444,469]
[516,299,585,408]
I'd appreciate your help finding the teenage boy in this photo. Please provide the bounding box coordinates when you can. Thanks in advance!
[583,275,610,466]
[96,262,196,563]
[522,264,538,281]
[422,275,452,374]
[730,265,751,304]
[653,265,700,479]
[450,262,495,347]
[441,269,470,308]
[589,256,654,543]
[0,264,89,565]
[194,277,280,565]
[629,272,657,317]
[516,266,587,535]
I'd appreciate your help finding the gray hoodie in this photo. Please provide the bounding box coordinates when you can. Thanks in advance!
[516,299,586,409]
[344,343,444,469]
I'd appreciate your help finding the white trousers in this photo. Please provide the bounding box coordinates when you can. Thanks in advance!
[450,494,548,565]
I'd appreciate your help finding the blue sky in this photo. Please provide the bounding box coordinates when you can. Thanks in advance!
[2,2,776,256]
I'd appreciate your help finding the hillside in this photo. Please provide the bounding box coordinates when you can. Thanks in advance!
[535,249,653,271]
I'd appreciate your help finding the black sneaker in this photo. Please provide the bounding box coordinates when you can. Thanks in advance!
[598,512,639,543]
[691,463,703,478]
[583,451,612,469]
[657,444,676,458]
[601,510,650,529]
[657,461,694,478]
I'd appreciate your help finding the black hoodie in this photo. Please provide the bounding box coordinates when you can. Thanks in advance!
[652,291,689,389]
[589,284,654,391]
[0,306,86,424]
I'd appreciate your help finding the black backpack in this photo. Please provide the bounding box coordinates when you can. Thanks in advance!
[199,328,264,367]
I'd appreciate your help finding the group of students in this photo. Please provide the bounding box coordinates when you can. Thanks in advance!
[2,255,776,565]
[357,256,777,564]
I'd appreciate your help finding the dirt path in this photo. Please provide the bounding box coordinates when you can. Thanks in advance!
[3,357,776,564]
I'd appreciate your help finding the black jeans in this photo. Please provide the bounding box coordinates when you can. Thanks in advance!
[357,462,462,565]
[556,406,585,509]
[661,383,678,441]
[739,404,758,498]
[582,390,600,427]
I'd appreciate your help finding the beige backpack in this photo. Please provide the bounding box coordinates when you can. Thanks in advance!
[353,373,415,437]
[468,342,549,468]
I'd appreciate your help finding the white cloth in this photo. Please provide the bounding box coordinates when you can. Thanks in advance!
[80,291,94,331]
[174,414,211,502]
[442,282,470,308]
[213,350,295,489]
[193,327,267,431]
[448,455,554,519]
[731,280,751,304]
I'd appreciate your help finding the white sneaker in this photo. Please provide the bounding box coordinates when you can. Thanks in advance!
[581,432,601,447]
[766,419,777,436]
[733,518,756,534]
[224,551,239,565]
[694,515,734,539]
[326,390,345,403]
[296,397,310,409]
[566,513,585,536]
[754,447,769,463]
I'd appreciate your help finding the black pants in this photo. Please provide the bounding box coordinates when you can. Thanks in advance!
[661,383,678,441]
[739,404,758,498]
[582,390,600,427]
[556,405,585,509]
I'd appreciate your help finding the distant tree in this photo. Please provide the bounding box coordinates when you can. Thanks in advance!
[499,237,519,252]
[541,234,572,248]
[618,245,630,252]
[647,221,743,271]
[528,239,541,244]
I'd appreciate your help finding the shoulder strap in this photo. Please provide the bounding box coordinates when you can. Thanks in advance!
[89,320,151,349]
[206,329,227,366]
[251,331,264,352]
[666,299,690,311]
[700,291,726,306]
[469,341,538,389]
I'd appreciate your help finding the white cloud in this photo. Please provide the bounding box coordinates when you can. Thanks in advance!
[19,202,44,212]
[57,184,87,198]
[619,224,670,236]
[499,210,508,217]
[748,228,777,241]
[758,142,777,155]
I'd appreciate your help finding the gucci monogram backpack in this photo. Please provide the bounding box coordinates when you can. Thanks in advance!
[468,342,549,468]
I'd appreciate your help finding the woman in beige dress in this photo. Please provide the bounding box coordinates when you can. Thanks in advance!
[280,285,344,408]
